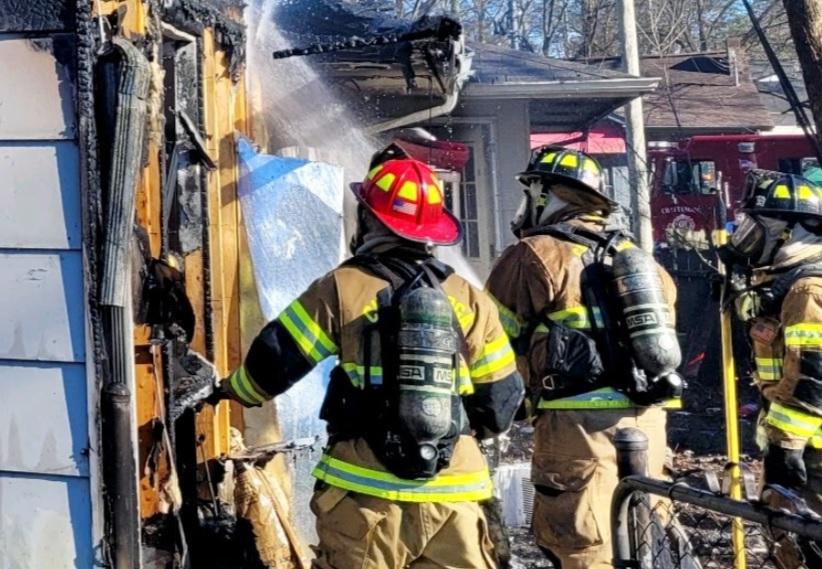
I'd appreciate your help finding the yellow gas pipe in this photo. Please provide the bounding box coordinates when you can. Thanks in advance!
[717,227,747,569]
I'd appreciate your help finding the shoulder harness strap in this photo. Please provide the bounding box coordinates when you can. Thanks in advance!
[761,262,822,314]
[343,253,468,387]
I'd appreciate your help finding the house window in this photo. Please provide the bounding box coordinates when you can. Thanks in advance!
[459,147,481,259]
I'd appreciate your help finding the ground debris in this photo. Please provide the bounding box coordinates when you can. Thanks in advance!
[508,528,554,568]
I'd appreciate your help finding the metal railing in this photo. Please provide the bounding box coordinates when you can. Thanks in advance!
[612,428,822,569]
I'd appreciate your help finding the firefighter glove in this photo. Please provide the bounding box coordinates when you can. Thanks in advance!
[764,444,807,488]
[734,290,762,322]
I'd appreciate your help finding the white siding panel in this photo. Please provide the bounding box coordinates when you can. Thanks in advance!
[0,36,76,140]
[0,473,92,569]
[0,142,81,249]
[0,363,88,476]
[0,252,85,362]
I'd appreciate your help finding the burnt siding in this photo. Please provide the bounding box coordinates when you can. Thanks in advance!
[0,0,74,32]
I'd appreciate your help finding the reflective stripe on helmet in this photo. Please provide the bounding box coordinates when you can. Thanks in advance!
[538,387,682,410]
[755,357,783,382]
[470,335,516,381]
[540,151,557,164]
[227,365,269,406]
[785,323,822,347]
[278,299,338,364]
[766,402,822,438]
[311,454,493,502]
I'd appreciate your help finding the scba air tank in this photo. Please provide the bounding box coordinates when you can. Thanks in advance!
[611,247,682,376]
[396,286,458,477]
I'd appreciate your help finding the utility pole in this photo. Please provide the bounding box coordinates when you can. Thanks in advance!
[783,0,822,151]
[618,0,653,251]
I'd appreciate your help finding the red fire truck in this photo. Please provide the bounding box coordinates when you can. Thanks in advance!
[649,134,820,247]
[650,134,821,386]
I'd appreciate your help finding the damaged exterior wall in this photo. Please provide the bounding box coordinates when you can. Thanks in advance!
[110,0,250,522]
[0,0,263,564]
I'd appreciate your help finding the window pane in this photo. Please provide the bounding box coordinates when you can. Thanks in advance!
[466,222,480,258]
[459,181,467,219]
[443,180,455,211]
[696,161,716,194]
[464,183,478,219]
[464,147,476,183]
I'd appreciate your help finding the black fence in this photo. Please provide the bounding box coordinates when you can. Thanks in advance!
[612,429,822,569]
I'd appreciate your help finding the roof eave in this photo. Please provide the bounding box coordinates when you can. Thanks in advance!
[462,77,660,100]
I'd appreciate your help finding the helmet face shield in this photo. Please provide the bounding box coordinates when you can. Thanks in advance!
[728,213,789,266]
[729,214,766,259]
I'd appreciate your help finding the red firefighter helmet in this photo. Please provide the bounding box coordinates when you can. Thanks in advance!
[351,158,462,246]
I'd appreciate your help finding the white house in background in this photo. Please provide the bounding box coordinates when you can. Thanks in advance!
[426,43,659,278]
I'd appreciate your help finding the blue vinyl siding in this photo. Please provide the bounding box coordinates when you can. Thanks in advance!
[0,34,93,569]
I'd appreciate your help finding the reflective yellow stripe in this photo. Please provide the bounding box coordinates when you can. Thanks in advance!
[540,151,557,164]
[311,454,493,502]
[773,184,791,199]
[341,363,383,389]
[798,184,814,201]
[428,185,442,205]
[559,153,578,167]
[457,360,473,394]
[278,300,338,364]
[785,323,822,347]
[489,294,521,339]
[546,306,590,330]
[541,306,602,331]
[375,172,395,192]
[398,181,418,201]
[538,387,682,410]
[228,366,268,406]
[470,335,515,381]
[755,357,783,382]
[766,402,822,438]
[367,164,383,180]
[810,431,822,449]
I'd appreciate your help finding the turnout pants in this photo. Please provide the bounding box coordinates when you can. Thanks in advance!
[310,484,497,569]
[531,407,667,569]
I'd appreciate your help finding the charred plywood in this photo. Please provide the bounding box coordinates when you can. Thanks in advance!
[0,142,81,249]
[0,35,76,140]
[0,0,74,33]
[0,252,85,362]
[0,473,93,568]
[0,362,88,476]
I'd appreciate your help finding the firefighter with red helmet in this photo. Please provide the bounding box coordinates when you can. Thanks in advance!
[213,158,523,568]
[486,146,682,568]
[722,170,822,568]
